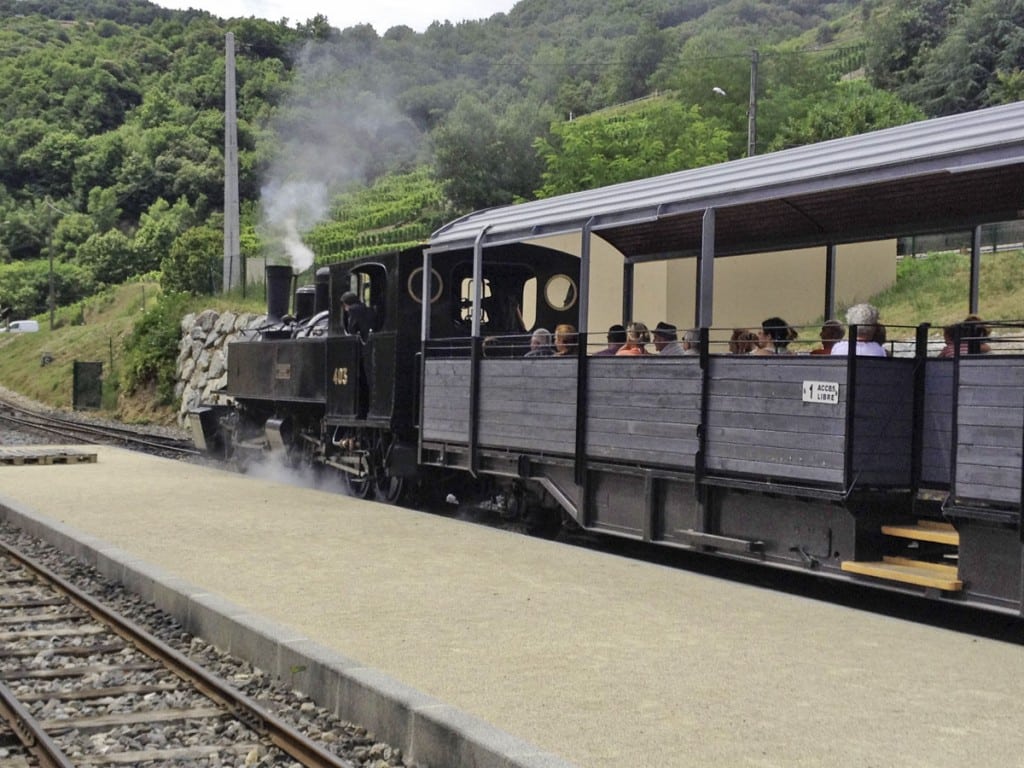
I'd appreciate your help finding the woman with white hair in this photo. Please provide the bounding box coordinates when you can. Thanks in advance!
[829,303,886,357]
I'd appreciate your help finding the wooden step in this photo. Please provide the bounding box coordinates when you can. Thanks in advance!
[841,556,962,591]
[881,520,958,546]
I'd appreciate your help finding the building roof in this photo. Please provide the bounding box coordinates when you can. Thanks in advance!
[429,101,1024,260]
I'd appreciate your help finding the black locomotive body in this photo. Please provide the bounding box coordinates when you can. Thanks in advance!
[191,243,581,502]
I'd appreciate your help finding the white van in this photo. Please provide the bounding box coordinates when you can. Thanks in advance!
[1,320,40,333]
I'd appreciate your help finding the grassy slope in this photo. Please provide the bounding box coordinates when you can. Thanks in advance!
[0,282,264,425]
[0,249,1021,423]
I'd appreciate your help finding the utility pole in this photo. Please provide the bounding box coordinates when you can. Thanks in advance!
[747,49,759,157]
[223,32,241,293]
[47,204,54,331]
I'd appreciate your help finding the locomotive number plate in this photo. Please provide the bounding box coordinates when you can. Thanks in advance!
[332,367,349,386]
[275,363,291,380]
[802,380,839,404]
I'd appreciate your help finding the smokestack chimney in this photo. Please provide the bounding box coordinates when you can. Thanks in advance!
[265,264,294,321]
[294,285,316,322]
[314,267,330,315]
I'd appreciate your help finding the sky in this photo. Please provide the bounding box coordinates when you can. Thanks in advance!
[154,0,519,34]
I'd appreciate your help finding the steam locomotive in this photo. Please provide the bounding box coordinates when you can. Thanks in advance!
[189,243,581,508]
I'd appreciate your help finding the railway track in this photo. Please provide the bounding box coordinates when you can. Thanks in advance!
[0,538,374,768]
[0,399,198,459]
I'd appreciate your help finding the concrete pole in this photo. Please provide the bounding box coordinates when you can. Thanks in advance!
[223,32,241,293]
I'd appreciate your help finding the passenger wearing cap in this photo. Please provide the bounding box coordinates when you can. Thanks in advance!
[340,290,375,341]
[652,322,687,355]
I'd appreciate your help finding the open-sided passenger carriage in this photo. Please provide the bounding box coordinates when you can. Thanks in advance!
[419,101,1024,614]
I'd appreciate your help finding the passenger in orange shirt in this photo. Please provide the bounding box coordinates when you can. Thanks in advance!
[615,322,651,355]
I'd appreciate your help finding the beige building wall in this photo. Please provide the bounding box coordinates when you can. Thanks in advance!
[530,234,897,346]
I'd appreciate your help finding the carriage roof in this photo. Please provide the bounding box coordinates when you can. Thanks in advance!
[428,101,1024,261]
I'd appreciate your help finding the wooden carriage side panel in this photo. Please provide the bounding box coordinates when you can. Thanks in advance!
[703,357,847,486]
[477,359,577,454]
[851,358,915,487]
[955,357,1024,508]
[421,358,471,443]
[584,358,701,469]
[920,360,954,488]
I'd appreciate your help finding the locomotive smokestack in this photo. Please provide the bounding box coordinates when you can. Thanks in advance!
[294,285,316,322]
[266,264,294,321]
[315,267,330,315]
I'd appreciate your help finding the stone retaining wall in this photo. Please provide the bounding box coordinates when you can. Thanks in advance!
[174,309,265,427]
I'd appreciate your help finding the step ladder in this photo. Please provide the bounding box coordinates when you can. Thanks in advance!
[840,520,962,592]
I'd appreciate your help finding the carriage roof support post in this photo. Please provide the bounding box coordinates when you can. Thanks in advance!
[420,248,431,343]
[621,262,634,325]
[468,226,490,478]
[696,207,716,328]
[574,219,595,488]
[970,225,982,315]
[418,246,434,468]
[824,243,837,321]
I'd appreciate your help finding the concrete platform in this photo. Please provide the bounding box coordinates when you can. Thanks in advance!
[2,446,1024,767]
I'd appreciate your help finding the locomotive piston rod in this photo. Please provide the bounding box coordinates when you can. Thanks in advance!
[322,455,369,478]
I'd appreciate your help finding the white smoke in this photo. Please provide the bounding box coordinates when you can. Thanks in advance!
[261,40,423,273]
[262,180,325,273]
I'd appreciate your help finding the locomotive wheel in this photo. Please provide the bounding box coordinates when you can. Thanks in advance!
[345,472,374,499]
[374,473,405,504]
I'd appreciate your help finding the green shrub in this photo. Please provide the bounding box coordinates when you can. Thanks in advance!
[121,291,190,404]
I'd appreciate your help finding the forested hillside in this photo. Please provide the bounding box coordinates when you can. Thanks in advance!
[0,0,1022,320]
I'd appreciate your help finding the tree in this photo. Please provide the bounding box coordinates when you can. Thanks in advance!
[433,95,555,211]
[865,0,967,92]
[534,100,730,197]
[605,23,670,104]
[768,81,926,151]
[904,0,1024,115]
[134,197,197,275]
[77,228,135,285]
[160,221,223,295]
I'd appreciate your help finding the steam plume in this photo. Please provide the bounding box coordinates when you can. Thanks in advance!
[261,40,423,273]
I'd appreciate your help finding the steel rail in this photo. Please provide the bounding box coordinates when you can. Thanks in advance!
[0,541,355,768]
[0,401,198,457]
[0,678,77,768]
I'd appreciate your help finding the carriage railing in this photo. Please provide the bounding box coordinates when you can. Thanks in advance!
[420,323,1024,506]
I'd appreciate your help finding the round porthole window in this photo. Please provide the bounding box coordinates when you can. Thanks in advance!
[544,274,577,311]
[407,267,443,304]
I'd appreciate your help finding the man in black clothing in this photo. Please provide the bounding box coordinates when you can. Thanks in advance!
[340,291,375,341]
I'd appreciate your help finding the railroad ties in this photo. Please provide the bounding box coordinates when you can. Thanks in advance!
[0,447,97,466]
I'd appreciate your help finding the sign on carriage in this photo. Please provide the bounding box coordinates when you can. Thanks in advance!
[802,380,839,404]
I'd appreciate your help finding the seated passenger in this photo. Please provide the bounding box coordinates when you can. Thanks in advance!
[810,320,844,355]
[524,328,554,357]
[652,322,686,355]
[615,321,651,355]
[830,304,886,357]
[873,322,892,357]
[554,323,578,356]
[593,324,626,356]
[938,324,959,358]
[751,317,797,355]
[939,321,989,357]
[681,328,701,355]
[729,328,758,354]
[963,314,992,354]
